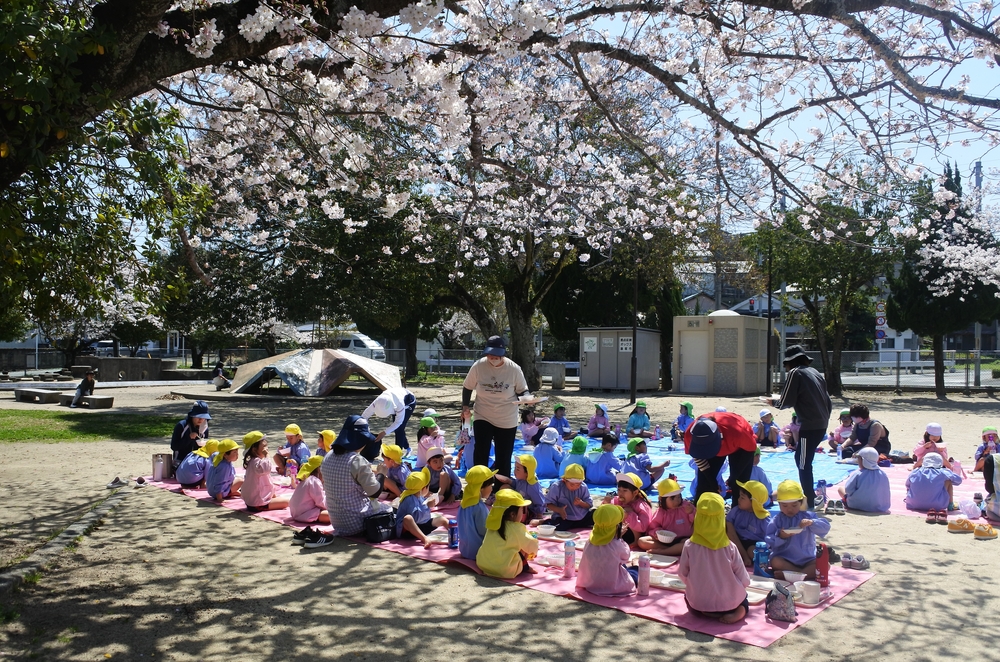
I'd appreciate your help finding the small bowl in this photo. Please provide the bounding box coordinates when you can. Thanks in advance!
[536,524,556,536]
[555,530,575,539]
[655,530,677,544]
[783,571,807,583]
[649,569,666,583]
[542,554,565,566]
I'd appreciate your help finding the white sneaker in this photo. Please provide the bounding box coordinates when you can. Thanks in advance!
[106,477,128,489]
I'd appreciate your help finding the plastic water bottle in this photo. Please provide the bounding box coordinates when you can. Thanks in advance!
[654,425,661,440]
[753,542,773,578]
[563,540,576,579]
[837,444,843,460]
[815,543,830,588]
[286,459,298,488]
[637,554,650,595]
[448,519,459,548]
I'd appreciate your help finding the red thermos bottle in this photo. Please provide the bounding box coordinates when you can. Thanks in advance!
[815,543,830,588]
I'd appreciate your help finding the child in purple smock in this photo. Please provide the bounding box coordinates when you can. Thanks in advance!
[496,455,546,520]
[396,468,449,546]
[765,480,831,581]
[532,427,564,479]
[621,438,669,489]
[458,466,496,560]
[586,434,623,485]
[725,480,772,565]
[544,463,594,530]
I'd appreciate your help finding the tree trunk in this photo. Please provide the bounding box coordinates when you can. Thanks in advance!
[933,334,946,399]
[445,282,500,339]
[191,346,205,369]
[405,335,418,379]
[503,281,541,391]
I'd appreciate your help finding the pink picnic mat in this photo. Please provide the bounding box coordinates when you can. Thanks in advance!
[878,464,981,518]
[145,475,872,647]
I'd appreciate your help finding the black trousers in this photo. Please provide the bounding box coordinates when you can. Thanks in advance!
[473,419,517,478]
[795,428,826,509]
[694,448,755,507]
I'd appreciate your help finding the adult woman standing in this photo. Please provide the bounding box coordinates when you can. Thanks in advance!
[765,345,833,510]
[462,336,530,479]
[319,415,391,540]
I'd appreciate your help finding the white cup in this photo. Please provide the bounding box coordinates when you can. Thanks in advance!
[797,580,822,603]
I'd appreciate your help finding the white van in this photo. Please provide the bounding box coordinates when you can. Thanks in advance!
[335,333,386,361]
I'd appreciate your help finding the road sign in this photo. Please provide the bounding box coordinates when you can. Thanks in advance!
[875,329,886,339]
[875,301,886,313]
[876,316,886,327]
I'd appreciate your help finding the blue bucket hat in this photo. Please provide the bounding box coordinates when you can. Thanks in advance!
[483,335,507,357]
[333,415,376,452]
[188,400,211,420]
[689,419,721,459]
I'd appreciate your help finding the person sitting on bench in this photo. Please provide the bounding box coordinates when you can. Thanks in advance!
[70,371,97,408]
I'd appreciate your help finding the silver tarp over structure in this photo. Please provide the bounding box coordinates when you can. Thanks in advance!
[231,349,402,396]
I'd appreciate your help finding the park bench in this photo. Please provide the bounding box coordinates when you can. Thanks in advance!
[58,393,114,408]
[14,388,62,404]
[854,360,956,375]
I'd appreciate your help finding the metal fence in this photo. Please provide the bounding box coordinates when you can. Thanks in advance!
[785,350,1000,391]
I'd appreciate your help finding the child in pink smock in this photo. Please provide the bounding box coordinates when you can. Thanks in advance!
[288,456,328,523]
[241,431,291,512]
[912,422,952,470]
[602,472,652,547]
[678,492,751,624]
[637,478,695,556]
[576,504,636,597]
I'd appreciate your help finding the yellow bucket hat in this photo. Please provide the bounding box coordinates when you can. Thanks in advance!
[589,504,625,546]
[516,455,538,485]
[775,479,806,503]
[318,430,335,450]
[400,467,431,501]
[213,439,239,466]
[485,489,532,530]
[657,478,682,498]
[617,472,643,489]
[381,444,404,464]
[192,438,218,459]
[736,480,770,519]
[690,492,729,550]
[562,463,585,482]
[285,423,302,436]
[242,431,265,449]
[461,465,498,508]
[297,455,324,482]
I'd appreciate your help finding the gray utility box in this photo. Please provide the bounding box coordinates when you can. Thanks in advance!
[578,327,661,390]
[672,311,769,395]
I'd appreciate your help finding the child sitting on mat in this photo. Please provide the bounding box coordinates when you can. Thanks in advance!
[837,447,890,513]
[426,447,462,505]
[827,409,853,452]
[288,456,328,524]
[416,417,450,469]
[496,455,545,521]
[458,465,496,560]
[563,436,591,472]
[396,468,449,547]
[588,403,611,437]
[765,480,831,580]
[315,430,335,457]
[175,439,219,488]
[912,423,952,470]
[379,443,411,499]
[602,472,652,547]
[625,400,653,439]
[576,504,637,597]
[586,434,623,485]
[679,492,751,624]
[905,452,962,515]
[749,448,773,507]
[519,409,546,447]
[533,427,564,479]
[622,438,669,489]
[672,401,695,441]
[545,463,594,530]
[242,431,292,512]
[725,480,772,565]
[476,489,539,578]
[275,424,311,477]
[206,439,243,502]
[637,478,694,556]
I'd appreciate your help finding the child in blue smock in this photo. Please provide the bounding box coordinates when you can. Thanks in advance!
[175,439,219,488]
[396,468,449,546]
[206,439,243,502]
[545,463,594,530]
[622,438,669,489]
[456,422,476,473]
[673,401,695,441]
[497,455,546,520]
[379,443,411,499]
[586,434,623,485]
[275,423,312,476]
[765,480,831,581]
[726,480,773,565]
[563,436,591,471]
[905,452,961,512]
[626,400,653,438]
[533,427,564,479]
[458,466,496,559]
[316,430,335,457]
[749,448,773,507]
[426,447,462,504]
[688,457,728,498]
[550,404,574,440]
[837,447,891,513]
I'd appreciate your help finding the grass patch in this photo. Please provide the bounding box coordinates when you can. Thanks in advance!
[0,410,176,443]
[22,571,42,584]
[0,605,19,623]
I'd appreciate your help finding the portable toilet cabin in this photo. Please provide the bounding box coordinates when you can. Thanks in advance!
[578,327,661,391]
[672,311,769,395]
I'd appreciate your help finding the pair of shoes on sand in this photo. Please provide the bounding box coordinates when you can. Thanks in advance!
[947,517,997,539]
[840,552,870,570]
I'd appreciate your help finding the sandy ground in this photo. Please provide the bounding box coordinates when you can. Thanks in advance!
[2,384,999,660]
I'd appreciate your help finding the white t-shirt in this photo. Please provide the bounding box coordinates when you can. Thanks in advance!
[463,357,528,429]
